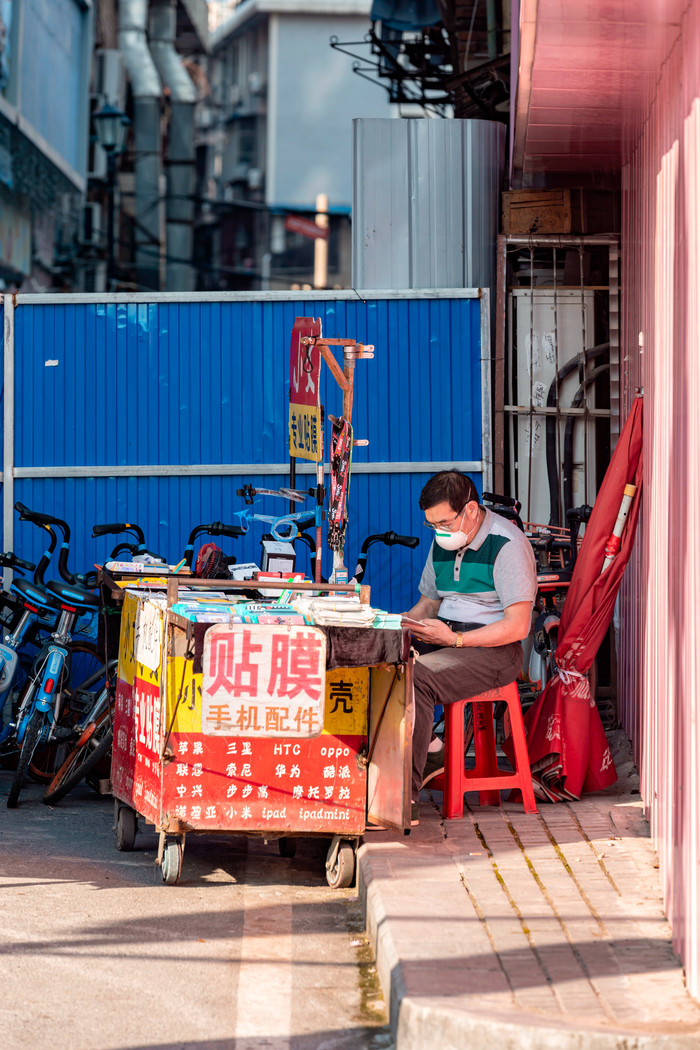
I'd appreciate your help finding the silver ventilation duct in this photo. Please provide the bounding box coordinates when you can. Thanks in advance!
[149,0,197,291]
[118,0,162,290]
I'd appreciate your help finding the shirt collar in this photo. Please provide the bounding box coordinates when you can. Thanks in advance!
[468,505,491,550]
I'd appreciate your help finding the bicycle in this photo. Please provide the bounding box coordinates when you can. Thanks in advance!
[6,503,106,808]
[41,656,116,805]
[0,535,99,759]
[40,519,177,806]
[0,551,41,740]
[44,519,245,805]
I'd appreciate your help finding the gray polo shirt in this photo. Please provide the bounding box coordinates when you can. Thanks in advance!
[419,507,537,625]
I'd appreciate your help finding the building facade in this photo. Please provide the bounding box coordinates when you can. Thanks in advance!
[198,0,397,290]
[0,0,93,291]
[0,0,210,293]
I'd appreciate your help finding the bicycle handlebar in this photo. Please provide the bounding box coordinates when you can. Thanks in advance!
[351,531,420,584]
[363,531,419,551]
[183,522,245,567]
[208,521,245,540]
[14,501,52,526]
[92,522,146,543]
[0,551,35,573]
[483,491,521,511]
[14,502,98,588]
[15,502,70,535]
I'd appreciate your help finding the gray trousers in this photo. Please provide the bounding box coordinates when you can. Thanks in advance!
[411,638,523,799]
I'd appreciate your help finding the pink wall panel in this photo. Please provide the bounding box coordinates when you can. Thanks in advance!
[620,0,700,998]
[516,0,700,999]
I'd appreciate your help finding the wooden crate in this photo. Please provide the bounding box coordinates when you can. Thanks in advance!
[502,188,583,235]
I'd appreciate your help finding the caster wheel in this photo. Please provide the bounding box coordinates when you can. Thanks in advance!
[161,838,183,885]
[326,840,355,889]
[115,804,137,852]
[278,837,297,859]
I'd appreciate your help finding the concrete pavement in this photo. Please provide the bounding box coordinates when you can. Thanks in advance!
[0,775,392,1050]
[358,730,700,1050]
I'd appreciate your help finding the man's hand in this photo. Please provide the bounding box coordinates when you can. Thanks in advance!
[404,617,457,647]
[403,601,533,649]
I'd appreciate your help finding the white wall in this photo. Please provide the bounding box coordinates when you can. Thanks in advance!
[267,14,395,209]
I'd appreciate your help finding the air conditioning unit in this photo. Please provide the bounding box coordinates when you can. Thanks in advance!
[229,84,241,106]
[82,202,102,247]
[247,167,262,190]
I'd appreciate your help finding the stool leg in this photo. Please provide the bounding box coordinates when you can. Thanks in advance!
[505,693,538,814]
[471,701,502,807]
[444,701,467,820]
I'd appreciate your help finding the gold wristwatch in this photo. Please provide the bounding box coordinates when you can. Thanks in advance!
[454,632,463,648]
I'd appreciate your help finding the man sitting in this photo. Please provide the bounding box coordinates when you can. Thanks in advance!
[402,470,537,823]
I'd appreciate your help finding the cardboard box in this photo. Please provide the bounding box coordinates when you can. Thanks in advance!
[502,188,583,235]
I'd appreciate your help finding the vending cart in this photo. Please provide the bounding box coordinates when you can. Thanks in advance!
[110,585,413,887]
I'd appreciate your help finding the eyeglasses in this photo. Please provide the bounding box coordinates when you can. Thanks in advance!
[423,506,465,531]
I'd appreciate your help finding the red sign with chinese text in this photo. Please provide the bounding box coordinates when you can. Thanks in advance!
[112,674,368,835]
[112,675,162,825]
[161,731,366,834]
[202,623,327,736]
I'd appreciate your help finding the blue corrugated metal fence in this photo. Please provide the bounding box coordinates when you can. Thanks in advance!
[2,292,487,615]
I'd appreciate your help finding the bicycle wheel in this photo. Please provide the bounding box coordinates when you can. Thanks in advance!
[28,642,105,783]
[43,695,114,805]
[7,706,44,808]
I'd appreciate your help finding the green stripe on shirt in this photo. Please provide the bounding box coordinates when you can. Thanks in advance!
[433,534,510,594]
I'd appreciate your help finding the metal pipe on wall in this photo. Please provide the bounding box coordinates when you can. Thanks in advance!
[118,0,162,290]
[149,0,197,291]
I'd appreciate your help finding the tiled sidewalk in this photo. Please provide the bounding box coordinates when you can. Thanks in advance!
[358,736,700,1050]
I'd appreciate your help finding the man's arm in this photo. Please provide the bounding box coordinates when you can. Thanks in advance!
[408,601,532,648]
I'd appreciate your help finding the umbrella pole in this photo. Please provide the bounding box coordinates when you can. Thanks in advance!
[601,483,637,572]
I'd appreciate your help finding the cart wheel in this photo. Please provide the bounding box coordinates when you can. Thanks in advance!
[326,840,355,889]
[115,804,137,852]
[278,837,297,859]
[161,838,183,885]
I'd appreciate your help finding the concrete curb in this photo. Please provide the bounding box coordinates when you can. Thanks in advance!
[394,997,700,1050]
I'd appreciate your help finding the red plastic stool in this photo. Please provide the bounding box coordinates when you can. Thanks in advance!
[434,681,537,818]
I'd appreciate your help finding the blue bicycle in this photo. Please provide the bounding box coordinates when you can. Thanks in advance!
[6,503,103,808]
[0,550,44,741]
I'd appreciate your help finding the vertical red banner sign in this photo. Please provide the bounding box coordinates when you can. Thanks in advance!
[289,316,322,461]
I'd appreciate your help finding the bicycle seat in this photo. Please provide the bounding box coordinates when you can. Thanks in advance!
[46,579,101,609]
[11,577,62,611]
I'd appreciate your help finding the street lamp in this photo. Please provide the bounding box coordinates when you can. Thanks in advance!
[93,102,129,287]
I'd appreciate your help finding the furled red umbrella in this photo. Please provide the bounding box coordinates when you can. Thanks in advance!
[510,395,643,801]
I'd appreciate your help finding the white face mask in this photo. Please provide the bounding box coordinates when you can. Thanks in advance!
[434,508,471,551]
